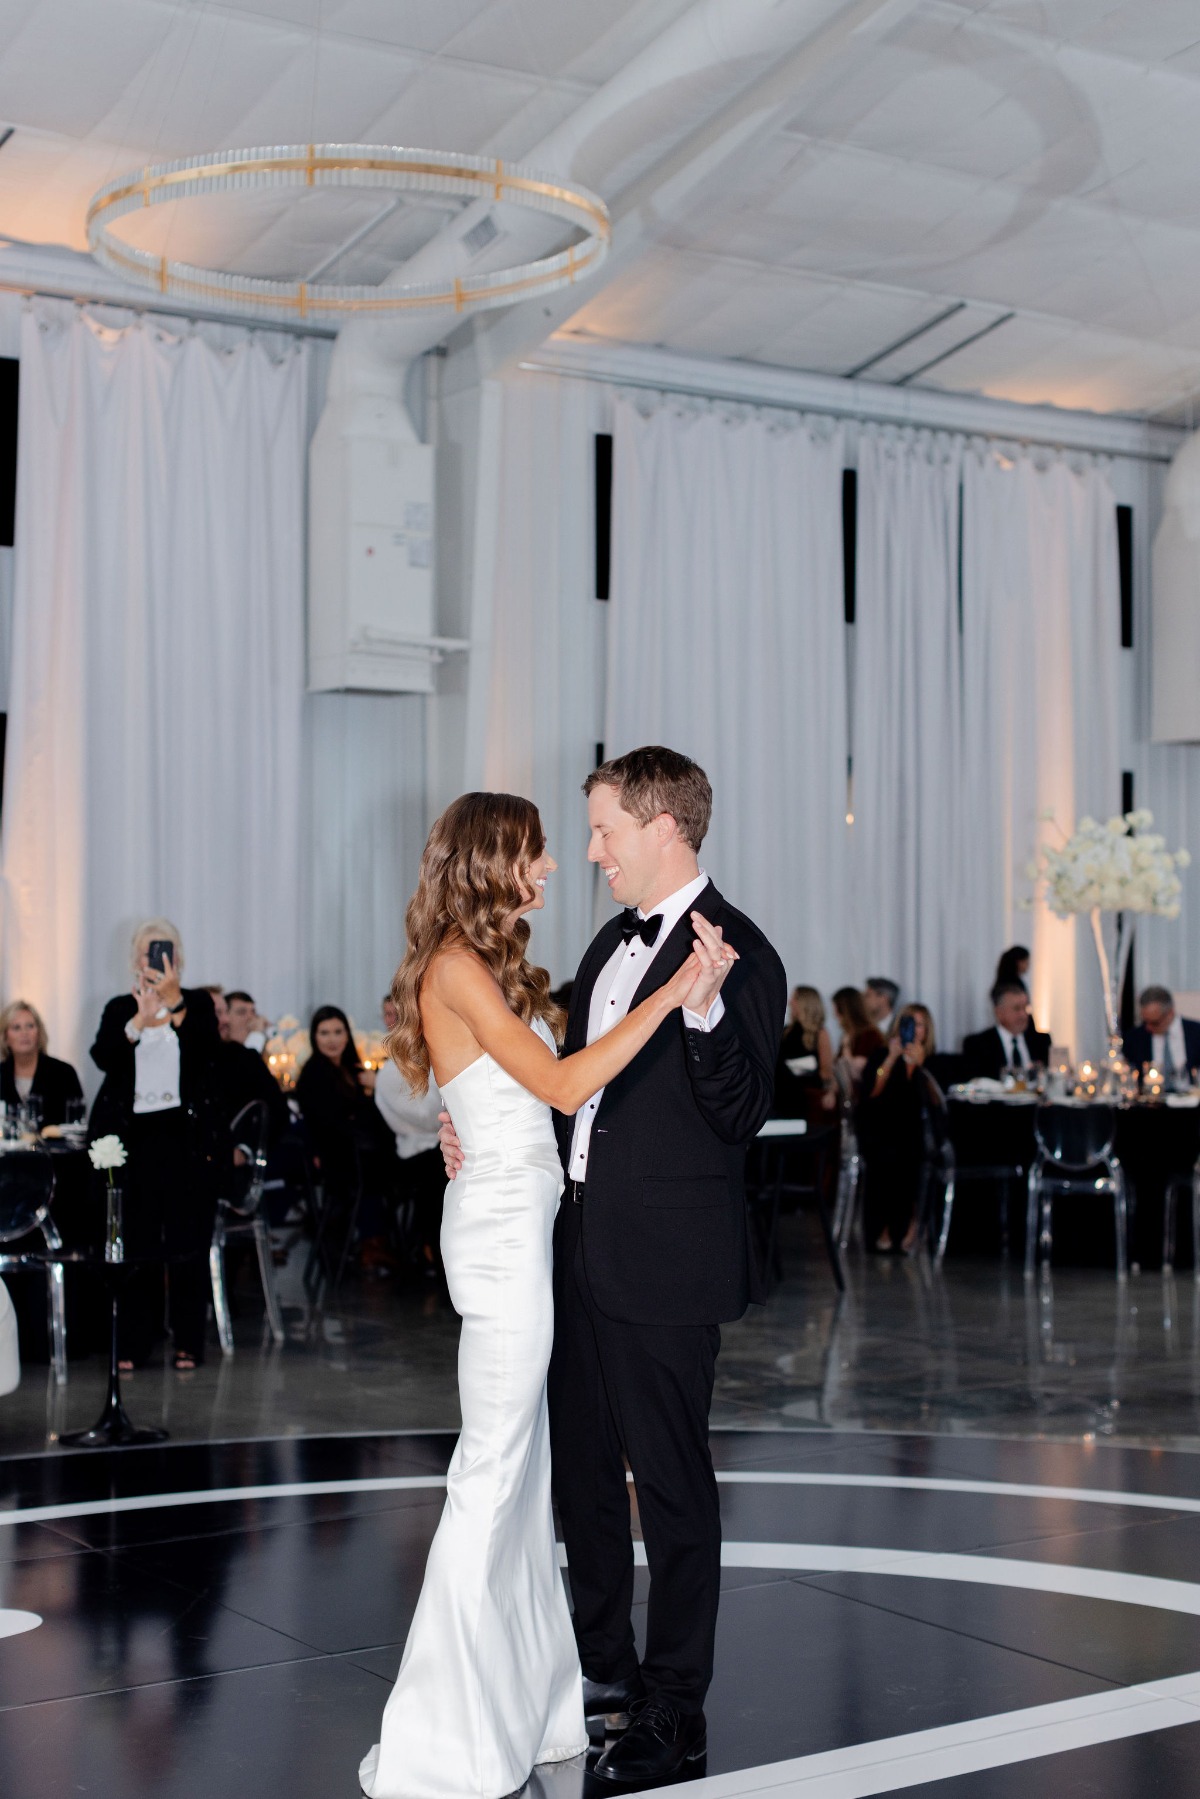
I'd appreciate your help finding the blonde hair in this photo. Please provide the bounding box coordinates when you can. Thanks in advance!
[388,794,563,1095]
[130,918,185,975]
[0,1000,48,1059]
[789,985,825,1051]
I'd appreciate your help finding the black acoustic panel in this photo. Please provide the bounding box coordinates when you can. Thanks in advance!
[595,432,613,600]
[842,466,857,624]
[1117,503,1134,649]
[0,356,15,548]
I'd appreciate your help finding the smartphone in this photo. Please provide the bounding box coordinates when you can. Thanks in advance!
[899,1015,916,1047]
[146,939,174,974]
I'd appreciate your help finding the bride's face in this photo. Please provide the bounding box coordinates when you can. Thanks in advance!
[512,844,557,920]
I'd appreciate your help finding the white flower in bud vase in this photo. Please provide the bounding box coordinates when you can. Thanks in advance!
[88,1135,127,1173]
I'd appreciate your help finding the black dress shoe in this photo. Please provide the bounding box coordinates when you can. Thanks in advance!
[583,1673,645,1737]
[591,1698,706,1784]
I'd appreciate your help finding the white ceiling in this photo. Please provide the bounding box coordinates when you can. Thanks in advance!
[2,0,1200,419]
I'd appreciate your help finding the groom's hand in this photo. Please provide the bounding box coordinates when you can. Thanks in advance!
[681,912,738,1018]
[438,1111,464,1181]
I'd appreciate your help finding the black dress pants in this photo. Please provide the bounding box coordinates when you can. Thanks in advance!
[118,1111,216,1365]
[548,1202,721,1715]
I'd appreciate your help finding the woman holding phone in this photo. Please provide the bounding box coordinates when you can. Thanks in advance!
[859,1003,943,1255]
[90,919,227,1370]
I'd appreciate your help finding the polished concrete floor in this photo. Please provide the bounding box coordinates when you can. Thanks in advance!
[6,1427,1200,1796]
[7,1216,1200,1796]
[5,1214,1200,1455]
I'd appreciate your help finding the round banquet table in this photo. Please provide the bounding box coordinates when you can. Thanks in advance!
[945,1096,1200,1269]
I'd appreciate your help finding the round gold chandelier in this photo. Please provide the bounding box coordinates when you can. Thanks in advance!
[86,144,610,320]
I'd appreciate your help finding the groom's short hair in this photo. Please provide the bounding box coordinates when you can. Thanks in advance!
[584,746,712,851]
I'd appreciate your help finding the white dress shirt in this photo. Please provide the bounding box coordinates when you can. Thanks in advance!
[132,1019,182,1114]
[997,1025,1028,1069]
[375,1057,443,1160]
[568,872,723,1181]
[1151,1014,1187,1075]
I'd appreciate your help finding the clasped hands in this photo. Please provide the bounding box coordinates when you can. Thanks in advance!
[439,912,738,1181]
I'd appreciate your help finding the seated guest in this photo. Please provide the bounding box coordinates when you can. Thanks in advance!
[860,1004,944,1254]
[295,1006,398,1273]
[226,990,270,1054]
[995,945,1031,994]
[200,986,289,1149]
[0,1000,83,1124]
[1124,985,1200,1080]
[375,1033,445,1279]
[863,977,900,1037]
[962,981,1051,1080]
[832,986,887,1086]
[775,986,836,1119]
[90,919,226,1371]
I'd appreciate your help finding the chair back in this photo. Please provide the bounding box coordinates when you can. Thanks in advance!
[1035,1102,1116,1170]
[0,1146,56,1243]
[227,1100,270,1218]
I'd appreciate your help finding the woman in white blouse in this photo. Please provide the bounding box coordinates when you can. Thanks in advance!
[89,919,226,1371]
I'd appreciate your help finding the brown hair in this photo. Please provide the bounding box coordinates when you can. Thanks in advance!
[388,793,563,1094]
[831,986,873,1035]
[583,746,712,851]
[0,1000,48,1059]
[897,1002,937,1055]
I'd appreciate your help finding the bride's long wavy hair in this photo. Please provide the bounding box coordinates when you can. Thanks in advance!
[387,792,563,1093]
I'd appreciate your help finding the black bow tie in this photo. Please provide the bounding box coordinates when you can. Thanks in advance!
[620,909,662,946]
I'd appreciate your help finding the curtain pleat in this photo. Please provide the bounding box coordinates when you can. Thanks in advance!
[1,299,308,1078]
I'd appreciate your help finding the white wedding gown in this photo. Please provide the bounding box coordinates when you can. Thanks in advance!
[360,1018,587,1799]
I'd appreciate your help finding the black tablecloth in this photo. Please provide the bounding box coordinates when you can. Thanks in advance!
[946,1099,1200,1268]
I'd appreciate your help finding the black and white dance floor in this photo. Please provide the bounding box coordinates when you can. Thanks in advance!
[4,1427,1200,1796]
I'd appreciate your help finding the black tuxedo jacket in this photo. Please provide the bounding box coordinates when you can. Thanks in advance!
[1123,1017,1200,1074]
[961,1023,1052,1081]
[0,1052,83,1126]
[553,881,786,1328]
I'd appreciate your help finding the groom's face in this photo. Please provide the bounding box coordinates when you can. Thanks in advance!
[587,784,662,910]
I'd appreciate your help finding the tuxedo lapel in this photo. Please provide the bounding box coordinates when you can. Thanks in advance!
[568,916,624,1053]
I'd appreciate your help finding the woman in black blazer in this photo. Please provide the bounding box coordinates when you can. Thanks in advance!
[295,1006,399,1271]
[0,1000,83,1125]
[90,920,227,1370]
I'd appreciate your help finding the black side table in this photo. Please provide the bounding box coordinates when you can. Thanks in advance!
[35,1250,169,1448]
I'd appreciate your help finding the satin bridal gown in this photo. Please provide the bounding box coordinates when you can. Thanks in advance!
[360,1017,587,1799]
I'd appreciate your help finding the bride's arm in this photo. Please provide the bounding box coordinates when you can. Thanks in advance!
[433,950,705,1116]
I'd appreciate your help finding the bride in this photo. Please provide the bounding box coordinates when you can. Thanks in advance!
[359,792,735,1799]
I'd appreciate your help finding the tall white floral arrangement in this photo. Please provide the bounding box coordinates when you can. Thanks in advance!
[1027,809,1190,1042]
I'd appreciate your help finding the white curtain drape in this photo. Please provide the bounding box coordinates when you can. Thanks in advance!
[851,427,967,1045]
[1,299,308,1078]
[961,447,1121,1056]
[305,690,427,1029]
[465,372,609,984]
[606,394,848,994]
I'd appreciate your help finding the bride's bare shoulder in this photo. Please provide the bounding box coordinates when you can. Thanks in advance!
[424,945,492,1001]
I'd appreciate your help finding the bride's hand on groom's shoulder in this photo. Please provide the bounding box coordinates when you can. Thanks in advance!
[439,1110,464,1180]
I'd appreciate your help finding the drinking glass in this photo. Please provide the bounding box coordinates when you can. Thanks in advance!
[18,1097,42,1138]
[63,1097,87,1141]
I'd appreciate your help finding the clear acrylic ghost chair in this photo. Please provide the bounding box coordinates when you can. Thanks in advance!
[0,1145,66,1383]
[1025,1103,1127,1280]
[210,1101,285,1354]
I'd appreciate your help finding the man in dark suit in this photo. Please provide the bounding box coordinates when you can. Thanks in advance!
[552,747,784,1785]
[1124,985,1200,1079]
[962,981,1052,1079]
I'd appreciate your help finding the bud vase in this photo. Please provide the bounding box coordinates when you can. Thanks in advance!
[105,1185,124,1265]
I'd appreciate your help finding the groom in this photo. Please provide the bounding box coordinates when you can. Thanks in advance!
[441,746,785,1784]
[552,746,784,1784]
